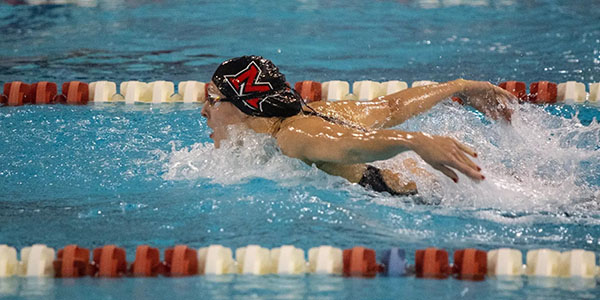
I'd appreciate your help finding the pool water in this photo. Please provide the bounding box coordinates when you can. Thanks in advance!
[1,0,599,299]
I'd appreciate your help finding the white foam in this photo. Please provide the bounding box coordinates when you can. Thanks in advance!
[161,102,599,216]
[380,102,600,213]
[161,125,345,188]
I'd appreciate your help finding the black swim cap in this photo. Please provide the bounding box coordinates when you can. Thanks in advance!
[211,56,303,118]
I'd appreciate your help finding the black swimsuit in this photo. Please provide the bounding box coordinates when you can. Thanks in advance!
[358,165,417,196]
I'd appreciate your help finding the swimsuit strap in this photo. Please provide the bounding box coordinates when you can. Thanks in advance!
[300,105,369,132]
[289,87,370,132]
[301,109,361,129]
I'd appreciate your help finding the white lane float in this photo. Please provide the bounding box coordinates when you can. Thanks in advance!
[380,80,408,96]
[177,81,206,103]
[487,248,523,276]
[89,81,117,102]
[526,249,560,277]
[271,245,306,275]
[308,245,343,275]
[588,83,600,106]
[557,81,586,104]
[19,244,55,277]
[352,80,382,101]
[198,245,236,275]
[0,245,18,277]
[321,81,350,101]
[236,245,272,275]
[558,249,597,278]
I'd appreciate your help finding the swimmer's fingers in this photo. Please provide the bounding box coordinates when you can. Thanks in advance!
[500,103,513,123]
[448,140,483,180]
[435,161,482,183]
[460,81,514,123]
[453,140,477,158]
[499,94,515,123]
[453,150,480,173]
[434,164,459,183]
[492,86,516,122]
[488,109,501,120]
[411,133,483,182]
[448,159,484,181]
[467,95,501,121]
[494,85,518,103]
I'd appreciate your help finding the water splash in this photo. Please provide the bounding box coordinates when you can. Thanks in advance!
[161,125,347,189]
[161,103,600,215]
[391,102,599,213]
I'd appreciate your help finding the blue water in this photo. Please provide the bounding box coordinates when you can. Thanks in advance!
[1,0,600,299]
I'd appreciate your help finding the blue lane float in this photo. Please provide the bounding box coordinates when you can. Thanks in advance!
[380,248,407,277]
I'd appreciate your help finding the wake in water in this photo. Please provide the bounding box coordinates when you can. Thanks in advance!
[160,101,600,214]
[161,125,348,189]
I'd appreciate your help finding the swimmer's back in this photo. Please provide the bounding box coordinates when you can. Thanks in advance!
[305,100,393,129]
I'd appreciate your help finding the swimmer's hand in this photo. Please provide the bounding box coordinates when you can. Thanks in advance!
[409,132,483,183]
[454,79,516,123]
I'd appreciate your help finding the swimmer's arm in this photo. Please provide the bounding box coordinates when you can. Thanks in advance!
[313,79,514,129]
[379,79,516,127]
[276,119,411,163]
[378,80,467,128]
[275,118,484,181]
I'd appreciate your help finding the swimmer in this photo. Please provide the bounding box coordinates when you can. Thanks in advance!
[201,56,516,195]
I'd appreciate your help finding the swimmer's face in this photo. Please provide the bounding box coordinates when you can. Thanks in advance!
[201,82,247,148]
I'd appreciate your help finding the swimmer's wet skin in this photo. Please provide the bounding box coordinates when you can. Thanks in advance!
[201,55,517,195]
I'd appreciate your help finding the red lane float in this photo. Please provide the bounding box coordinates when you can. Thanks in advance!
[452,249,487,281]
[61,81,89,105]
[164,245,198,277]
[342,246,380,277]
[53,245,95,278]
[130,245,163,277]
[3,81,31,106]
[294,81,322,103]
[498,81,527,101]
[528,81,557,104]
[29,81,58,104]
[93,245,127,277]
[415,248,450,279]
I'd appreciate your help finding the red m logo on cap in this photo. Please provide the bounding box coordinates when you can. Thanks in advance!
[225,61,273,98]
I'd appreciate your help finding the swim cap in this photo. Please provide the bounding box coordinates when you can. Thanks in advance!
[211,56,303,118]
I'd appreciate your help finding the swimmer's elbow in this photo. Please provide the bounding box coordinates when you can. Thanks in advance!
[275,129,313,161]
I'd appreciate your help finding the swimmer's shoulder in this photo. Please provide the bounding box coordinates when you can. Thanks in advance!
[305,100,391,129]
[274,114,338,161]
[276,113,331,137]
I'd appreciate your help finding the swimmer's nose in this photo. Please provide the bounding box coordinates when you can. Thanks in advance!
[201,104,209,118]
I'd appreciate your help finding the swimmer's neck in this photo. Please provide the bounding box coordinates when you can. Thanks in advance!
[243,116,287,136]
